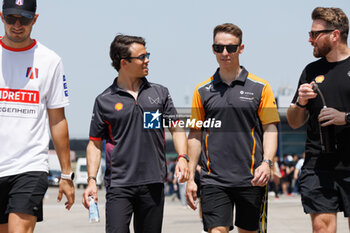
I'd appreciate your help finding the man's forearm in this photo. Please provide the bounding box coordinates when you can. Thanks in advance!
[86,140,102,178]
[187,130,202,180]
[287,104,309,129]
[262,124,278,161]
[170,126,187,156]
[49,111,72,174]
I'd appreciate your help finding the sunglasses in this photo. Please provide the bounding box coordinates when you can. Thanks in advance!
[3,15,33,26]
[308,29,334,40]
[126,53,150,61]
[213,44,239,53]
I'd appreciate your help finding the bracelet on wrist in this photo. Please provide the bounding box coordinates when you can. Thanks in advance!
[87,176,96,183]
[177,154,189,162]
[296,101,307,108]
[296,97,307,108]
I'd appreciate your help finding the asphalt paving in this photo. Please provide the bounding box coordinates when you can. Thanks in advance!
[34,187,349,233]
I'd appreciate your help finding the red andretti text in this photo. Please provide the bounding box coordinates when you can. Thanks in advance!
[0,88,39,104]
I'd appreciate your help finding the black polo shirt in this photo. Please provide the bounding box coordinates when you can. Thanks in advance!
[292,57,350,171]
[89,77,178,187]
[191,67,280,187]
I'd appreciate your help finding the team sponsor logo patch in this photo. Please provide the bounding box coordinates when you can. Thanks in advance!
[26,67,39,79]
[0,102,38,118]
[315,75,325,83]
[143,109,161,129]
[115,103,123,111]
[0,88,39,118]
[0,88,39,104]
[16,0,23,6]
[239,90,255,102]
[63,75,68,97]
[205,85,212,91]
[148,96,160,104]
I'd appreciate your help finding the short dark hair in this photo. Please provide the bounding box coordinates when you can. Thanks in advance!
[213,23,243,45]
[312,7,349,43]
[109,34,146,71]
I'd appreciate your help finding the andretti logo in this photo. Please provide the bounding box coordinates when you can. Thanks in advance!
[26,67,39,79]
[0,88,39,104]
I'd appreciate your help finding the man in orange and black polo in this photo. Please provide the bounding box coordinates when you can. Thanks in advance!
[186,23,280,233]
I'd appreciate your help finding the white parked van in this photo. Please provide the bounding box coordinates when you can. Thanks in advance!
[75,157,104,189]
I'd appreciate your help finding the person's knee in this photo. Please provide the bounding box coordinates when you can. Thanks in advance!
[237,227,257,233]
[8,213,36,233]
[311,213,336,233]
[209,226,229,233]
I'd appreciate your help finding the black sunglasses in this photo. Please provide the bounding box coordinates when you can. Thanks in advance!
[126,53,150,61]
[308,29,334,40]
[213,44,239,53]
[3,15,33,26]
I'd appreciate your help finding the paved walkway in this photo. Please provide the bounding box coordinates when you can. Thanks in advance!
[34,187,349,233]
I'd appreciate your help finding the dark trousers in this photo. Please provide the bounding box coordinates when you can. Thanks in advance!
[106,183,164,233]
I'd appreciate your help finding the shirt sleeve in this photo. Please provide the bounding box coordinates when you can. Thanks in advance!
[190,88,205,130]
[46,59,70,109]
[291,68,308,104]
[258,82,280,125]
[162,87,178,122]
[89,98,106,141]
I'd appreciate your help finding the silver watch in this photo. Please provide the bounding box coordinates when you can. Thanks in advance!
[345,112,350,125]
[262,159,273,168]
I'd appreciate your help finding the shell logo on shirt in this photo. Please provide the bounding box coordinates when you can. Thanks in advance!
[16,0,23,6]
[315,75,325,83]
[115,103,123,111]
[26,67,39,79]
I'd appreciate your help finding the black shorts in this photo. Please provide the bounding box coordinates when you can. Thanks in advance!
[0,171,48,224]
[106,183,164,233]
[300,169,350,217]
[201,185,264,231]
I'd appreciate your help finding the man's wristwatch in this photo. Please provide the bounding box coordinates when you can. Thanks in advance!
[262,159,273,169]
[345,112,350,125]
[61,171,75,180]
[87,176,97,183]
[177,154,189,162]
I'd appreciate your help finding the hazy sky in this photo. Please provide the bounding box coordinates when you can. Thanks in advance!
[2,0,349,138]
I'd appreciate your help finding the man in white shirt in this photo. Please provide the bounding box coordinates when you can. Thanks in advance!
[0,1,74,232]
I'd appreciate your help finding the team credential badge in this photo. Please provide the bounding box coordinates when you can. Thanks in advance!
[143,109,161,129]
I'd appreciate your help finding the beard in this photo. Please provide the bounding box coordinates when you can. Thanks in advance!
[313,40,332,58]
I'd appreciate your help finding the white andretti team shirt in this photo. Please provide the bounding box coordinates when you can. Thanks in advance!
[0,39,69,177]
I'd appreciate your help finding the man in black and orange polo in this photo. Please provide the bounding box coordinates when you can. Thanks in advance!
[186,23,280,233]
[82,34,188,233]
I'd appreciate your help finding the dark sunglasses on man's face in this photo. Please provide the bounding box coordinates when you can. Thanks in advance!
[213,44,239,53]
[126,53,150,61]
[308,29,334,40]
[3,15,33,26]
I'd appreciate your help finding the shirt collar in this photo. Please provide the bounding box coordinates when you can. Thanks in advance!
[111,77,150,94]
[212,66,249,86]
